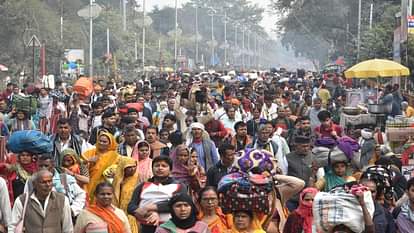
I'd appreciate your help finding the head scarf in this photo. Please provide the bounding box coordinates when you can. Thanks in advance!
[168,193,198,229]
[171,144,192,184]
[112,157,138,207]
[131,140,153,183]
[60,148,80,174]
[185,122,210,146]
[112,157,140,233]
[83,132,120,204]
[96,132,118,152]
[295,187,318,233]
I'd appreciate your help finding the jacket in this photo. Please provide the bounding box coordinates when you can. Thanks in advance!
[50,133,82,167]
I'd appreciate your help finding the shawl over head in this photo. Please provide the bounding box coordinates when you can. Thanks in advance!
[295,187,319,233]
[131,140,153,183]
[83,132,120,204]
[60,148,80,174]
[171,144,192,183]
[112,156,138,208]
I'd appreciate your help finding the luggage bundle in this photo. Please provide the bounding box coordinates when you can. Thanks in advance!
[73,77,93,98]
[218,172,273,214]
[313,184,375,233]
[313,137,361,167]
[312,146,348,167]
[7,130,52,154]
[12,95,39,115]
[218,148,277,214]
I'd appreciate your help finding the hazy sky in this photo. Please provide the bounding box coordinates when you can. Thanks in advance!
[145,0,278,35]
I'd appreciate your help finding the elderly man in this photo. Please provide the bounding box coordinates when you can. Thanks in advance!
[26,154,86,220]
[247,123,279,157]
[186,122,219,171]
[9,170,73,233]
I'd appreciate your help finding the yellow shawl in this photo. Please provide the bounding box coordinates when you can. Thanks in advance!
[83,132,120,204]
[112,157,139,233]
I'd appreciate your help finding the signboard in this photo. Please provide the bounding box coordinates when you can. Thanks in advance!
[26,35,41,47]
[409,16,414,34]
[62,49,85,75]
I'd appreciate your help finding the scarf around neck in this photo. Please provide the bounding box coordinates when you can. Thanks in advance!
[87,203,125,233]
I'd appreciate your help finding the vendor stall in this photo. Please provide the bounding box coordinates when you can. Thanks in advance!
[344,58,410,134]
[339,112,377,129]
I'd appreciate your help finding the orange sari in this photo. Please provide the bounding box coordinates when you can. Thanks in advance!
[198,208,232,233]
[87,204,125,233]
[83,132,120,204]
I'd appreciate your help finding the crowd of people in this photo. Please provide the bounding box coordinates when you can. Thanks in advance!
[0,69,413,233]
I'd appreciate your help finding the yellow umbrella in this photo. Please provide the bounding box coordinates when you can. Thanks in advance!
[344,58,410,79]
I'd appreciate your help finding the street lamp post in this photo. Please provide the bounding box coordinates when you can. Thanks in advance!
[357,0,361,61]
[142,0,146,74]
[174,0,178,72]
[254,33,258,70]
[247,30,250,69]
[122,0,126,31]
[195,5,199,64]
[89,0,93,77]
[242,26,245,71]
[224,11,227,67]
[209,10,215,67]
[234,24,238,66]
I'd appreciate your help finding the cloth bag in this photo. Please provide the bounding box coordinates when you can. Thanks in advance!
[15,193,29,233]
[313,189,375,233]
[7,130,52,154]
[312,146,348,167]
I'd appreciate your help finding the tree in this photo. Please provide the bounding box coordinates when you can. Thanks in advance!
[269,0,400,66]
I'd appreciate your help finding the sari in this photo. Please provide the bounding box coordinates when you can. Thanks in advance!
[87,204,126,233]
[198,208,232,233]
[171,145,192,185]
[83,132,120,204]
[318,167,356,192]
[131,140,153,184]
[112,157,139,233]
[171,144,205,206]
